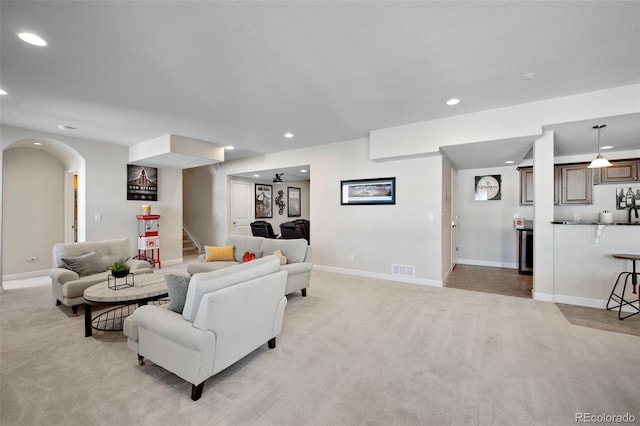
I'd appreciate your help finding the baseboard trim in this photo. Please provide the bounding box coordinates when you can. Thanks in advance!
[534,292,637,313]
[456,259,517,269]
[313,265,443,287]
[3,269,50,281]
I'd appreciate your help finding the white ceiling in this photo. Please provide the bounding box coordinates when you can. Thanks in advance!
[1,1,639,170]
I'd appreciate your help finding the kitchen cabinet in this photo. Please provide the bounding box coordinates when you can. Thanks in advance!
[520,167,534,205]
[599,159,639,183]
[519,163,591,205]
[519,166,561,205]
[559,164,592,204]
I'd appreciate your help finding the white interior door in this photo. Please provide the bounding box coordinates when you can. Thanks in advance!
[451,169,459,268]
[230,181,252,235]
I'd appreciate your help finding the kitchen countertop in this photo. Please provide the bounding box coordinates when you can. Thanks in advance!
[551,221,640,225]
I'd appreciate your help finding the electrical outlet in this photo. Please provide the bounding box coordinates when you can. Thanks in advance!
[349,253,355,261]
[26,256,39,262]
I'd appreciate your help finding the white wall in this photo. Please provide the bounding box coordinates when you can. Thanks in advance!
[210,138,444,285]
[1,125,184,280]
[456,165,523,268]
[2,148,65,275]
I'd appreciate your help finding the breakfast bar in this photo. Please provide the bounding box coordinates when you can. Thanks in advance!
[551,221,640,312]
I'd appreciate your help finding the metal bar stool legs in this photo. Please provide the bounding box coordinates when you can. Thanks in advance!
[606,271,640,320]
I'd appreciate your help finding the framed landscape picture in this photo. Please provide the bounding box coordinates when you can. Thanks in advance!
[288,187,301,217]
[340,177,396,205]
[255,184,273,218]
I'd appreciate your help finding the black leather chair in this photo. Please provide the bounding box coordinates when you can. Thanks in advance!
[279,221,303,240]
[250,221,277,239]
[293,219,310,244]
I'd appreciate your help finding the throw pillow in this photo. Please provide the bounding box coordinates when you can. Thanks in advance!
[165,274,191,313]
[61,251,107,277]
[242,251,256,263]
[204,245,235,261]
[273,249,287,265]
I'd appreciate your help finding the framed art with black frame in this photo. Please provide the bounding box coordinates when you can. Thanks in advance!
[255,184,273,218]
[288,187,301,217]
[340,177,396,205]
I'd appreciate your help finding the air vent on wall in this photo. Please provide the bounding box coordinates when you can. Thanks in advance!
[392,264,415,277]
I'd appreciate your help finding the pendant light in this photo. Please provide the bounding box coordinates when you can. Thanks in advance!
[587,124,612,168]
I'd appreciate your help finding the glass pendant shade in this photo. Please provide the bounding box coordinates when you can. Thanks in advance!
[587,155,612,169]
[587,124,611,169]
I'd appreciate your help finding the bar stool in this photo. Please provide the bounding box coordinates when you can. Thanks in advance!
[606,253,640,320]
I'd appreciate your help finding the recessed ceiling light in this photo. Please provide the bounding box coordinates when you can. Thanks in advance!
[57,124,77,130]
[253,174,260,178]
[505,160,515,164]
[300,169,308,173]
[446,98,460,106]
[600,145,613,150]
[33,142,43,146]
[284,132,294,138]
[18,32,47,47]
[225,146,234,150]
[0,89,7,95]
[523,72,536,80]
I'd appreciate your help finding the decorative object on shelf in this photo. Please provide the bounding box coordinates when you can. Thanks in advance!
[127,165,158,201]
[599,210,613,223]
[616,187,640,210]
[110,258,130,278]
[275,189,285,215]
[341,177,396,205]
[273,173,284,184]
[475,175,501,201]
[255,184,273,218]
[288,187,301,217]
[587,124,612,169]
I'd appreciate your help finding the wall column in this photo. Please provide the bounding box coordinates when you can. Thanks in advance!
[532,130,555,301]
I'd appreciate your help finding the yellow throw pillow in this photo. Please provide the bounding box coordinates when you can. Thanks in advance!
[205,245,235,261]
[273,249,287,265]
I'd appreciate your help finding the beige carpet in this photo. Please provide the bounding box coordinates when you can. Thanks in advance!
[2,271,639,425]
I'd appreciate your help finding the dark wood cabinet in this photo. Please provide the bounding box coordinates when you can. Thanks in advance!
[599,160,639,183]
[559,164,592,204]
[520,163,592,205]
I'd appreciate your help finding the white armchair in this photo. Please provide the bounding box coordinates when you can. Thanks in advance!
[123,255,288,400]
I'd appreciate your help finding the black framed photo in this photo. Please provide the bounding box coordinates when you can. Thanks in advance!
[288,187,301,217]
[341,177,396,205]
[127,165,158,201]
[255,184,273,218]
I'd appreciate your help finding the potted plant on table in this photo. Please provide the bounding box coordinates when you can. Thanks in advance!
[110,258,130,278]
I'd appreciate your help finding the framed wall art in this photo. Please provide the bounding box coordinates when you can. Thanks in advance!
[474,175,501,201]
[127,165,158,201]
[341,177,396,205]
[255,184,273,218]
[288,187,301,217]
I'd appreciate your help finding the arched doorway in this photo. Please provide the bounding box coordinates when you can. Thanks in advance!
[1,138,85,281]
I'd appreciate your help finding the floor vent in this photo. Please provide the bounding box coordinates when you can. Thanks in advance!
[392,264,415,277]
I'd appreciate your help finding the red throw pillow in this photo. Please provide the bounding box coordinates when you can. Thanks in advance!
[242,251,256,263]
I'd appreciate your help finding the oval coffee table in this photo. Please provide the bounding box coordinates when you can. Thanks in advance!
[83,273,168,337]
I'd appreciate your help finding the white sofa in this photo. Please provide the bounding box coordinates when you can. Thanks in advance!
[187,234,312,296]
[49,238,153,314]
[124,255,288,400]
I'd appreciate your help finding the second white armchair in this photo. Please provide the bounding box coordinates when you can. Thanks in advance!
[123,255,288,400]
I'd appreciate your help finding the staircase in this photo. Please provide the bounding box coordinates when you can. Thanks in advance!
[183,229,200,256]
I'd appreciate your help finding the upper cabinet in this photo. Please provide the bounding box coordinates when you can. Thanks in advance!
[559,164,592,204]
[520,163,592,205]
[598,159,639,184]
